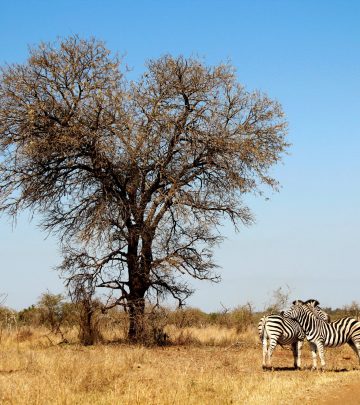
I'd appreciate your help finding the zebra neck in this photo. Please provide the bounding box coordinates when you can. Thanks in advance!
[298,311,316,334]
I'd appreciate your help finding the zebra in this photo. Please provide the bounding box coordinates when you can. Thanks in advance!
[283,299,360,370]
[259,299,330,370]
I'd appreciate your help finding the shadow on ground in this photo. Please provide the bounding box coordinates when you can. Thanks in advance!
[263,366,354,372]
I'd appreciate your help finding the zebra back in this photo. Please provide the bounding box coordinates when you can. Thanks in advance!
[258,314,305,343]
[284,301,360,347]
[259,300,330,344]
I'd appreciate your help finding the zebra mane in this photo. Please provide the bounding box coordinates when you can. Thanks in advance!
[291,299,330,322]
[292,299,321,307]
[295,301,326,321]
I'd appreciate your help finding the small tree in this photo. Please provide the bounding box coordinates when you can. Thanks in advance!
[37,292,68,341]
[265,286,291,313]
[0,304,17,340]
[0,36,288,342]
[67,275,102,345]
[18,305,41,326]
[342,301,360,319]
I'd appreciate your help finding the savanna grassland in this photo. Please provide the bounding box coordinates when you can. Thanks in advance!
[0,324,359,405]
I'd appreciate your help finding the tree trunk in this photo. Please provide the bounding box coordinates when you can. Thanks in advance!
[128,295,146,342]
[79,305,96,345]
[126,228,152,343]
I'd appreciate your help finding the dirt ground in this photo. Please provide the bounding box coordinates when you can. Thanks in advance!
[314,378,360,405]
[253,344,360,405]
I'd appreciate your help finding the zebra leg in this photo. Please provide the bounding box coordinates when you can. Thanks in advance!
[291,342,298,369]
[316,341,326,370]
[348,340,360,366]
[266,339,277,370]
[262,334,268,369]
[294,340,303,369]
[309,342,318,370]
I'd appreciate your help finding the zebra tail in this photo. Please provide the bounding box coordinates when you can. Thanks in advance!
[259,317,267,341]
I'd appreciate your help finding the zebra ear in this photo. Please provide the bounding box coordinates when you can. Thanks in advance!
[306,299,320,307]
[292,300,304,305]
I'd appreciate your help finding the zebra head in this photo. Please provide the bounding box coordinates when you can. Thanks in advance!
[282,300,307,320]
[305,299,330,322]
[283,299,329,323]
[281,299,330,322]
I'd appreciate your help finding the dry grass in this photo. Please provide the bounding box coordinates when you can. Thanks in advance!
[0,325,359,404]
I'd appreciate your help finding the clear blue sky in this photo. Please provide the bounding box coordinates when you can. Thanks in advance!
[1,0,359,311]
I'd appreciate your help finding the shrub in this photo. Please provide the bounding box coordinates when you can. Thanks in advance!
[167,308,208,328]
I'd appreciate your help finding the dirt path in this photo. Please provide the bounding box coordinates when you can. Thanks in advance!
[314,376,360,404]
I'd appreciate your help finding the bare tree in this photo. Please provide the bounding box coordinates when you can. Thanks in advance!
[0,36,288,342]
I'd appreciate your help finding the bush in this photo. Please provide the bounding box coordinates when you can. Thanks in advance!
[141,307,170,346]
[167,308,208,328]
[231,304,254,333]
[77,298,103,346]
[18,305,41,326]
[207,304,254,332]
[336,301,360,319]
[0,306,17,328]
[38,293,64,328]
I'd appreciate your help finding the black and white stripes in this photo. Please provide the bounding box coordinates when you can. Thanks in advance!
[258,299,329,370]
[283,299,360,370]
[258,314,305,369]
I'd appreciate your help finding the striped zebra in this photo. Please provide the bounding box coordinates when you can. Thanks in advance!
[283,300,360,370]
[259,299,329,370]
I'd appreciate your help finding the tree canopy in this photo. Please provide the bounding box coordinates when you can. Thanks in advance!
[0,36,288,340]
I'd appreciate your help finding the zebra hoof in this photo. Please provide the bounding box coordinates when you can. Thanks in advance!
[262,365,273,371]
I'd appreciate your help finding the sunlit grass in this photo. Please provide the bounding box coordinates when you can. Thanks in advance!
[0,325,358,404]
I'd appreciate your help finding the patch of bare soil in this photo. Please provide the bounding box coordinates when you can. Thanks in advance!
[315,377,360,405]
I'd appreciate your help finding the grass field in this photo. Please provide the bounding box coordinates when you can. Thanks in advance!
[0,325,359,404]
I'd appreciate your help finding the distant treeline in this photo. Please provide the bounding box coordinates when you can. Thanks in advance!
[0,292,359,347]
